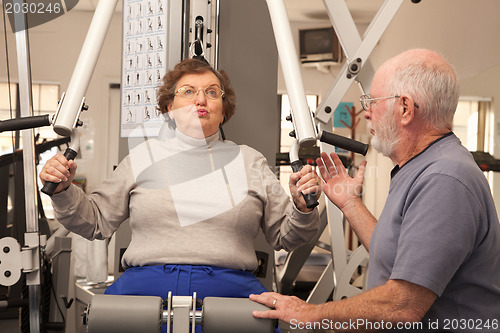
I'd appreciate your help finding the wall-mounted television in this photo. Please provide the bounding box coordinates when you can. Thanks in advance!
[299,27,343,64]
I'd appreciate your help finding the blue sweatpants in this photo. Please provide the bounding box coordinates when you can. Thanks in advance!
[105,264,280,333]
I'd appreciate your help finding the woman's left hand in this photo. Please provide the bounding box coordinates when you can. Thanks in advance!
[288,164,322,213]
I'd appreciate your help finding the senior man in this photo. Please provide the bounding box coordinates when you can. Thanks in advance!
[251,49,500,332]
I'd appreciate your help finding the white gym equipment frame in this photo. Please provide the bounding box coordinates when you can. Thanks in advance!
[265,0,408,303]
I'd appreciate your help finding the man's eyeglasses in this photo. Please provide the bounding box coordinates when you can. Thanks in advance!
[359,94,419,112]
[176,85,225,100]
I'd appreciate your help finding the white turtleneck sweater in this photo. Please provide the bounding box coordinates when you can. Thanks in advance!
[51,130,319,271]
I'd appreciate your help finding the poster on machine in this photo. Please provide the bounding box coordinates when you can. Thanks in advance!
[121,0,168,138]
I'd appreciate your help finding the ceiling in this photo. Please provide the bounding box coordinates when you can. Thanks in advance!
[73,0,122,12]
[283,0,384,23]
[73,0,383,24]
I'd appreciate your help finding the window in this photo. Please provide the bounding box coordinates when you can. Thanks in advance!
[0,82,60,219]
[32,83,60,142]
[0,82,59,153]
[453,97,494,187]
[0,83,18,153]
[453,98,493,152]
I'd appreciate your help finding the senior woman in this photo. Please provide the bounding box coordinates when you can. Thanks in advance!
[40,58,320,332]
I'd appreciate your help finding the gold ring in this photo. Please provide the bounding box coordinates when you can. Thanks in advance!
[272,299,277,308]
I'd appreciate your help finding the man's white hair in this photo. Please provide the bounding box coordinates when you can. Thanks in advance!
[385,49,460,130]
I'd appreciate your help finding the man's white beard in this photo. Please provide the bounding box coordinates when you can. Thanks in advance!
[370,109,400,157]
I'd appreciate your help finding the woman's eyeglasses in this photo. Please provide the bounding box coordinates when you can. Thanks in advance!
[176,86,225,100]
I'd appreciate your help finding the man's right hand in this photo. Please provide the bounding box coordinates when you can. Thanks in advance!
[316,152,367,212]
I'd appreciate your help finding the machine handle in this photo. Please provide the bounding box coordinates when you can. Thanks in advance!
[319,130,369,156]
[40,147,78,196]
[290,160,319,209]
[0,115,51,133]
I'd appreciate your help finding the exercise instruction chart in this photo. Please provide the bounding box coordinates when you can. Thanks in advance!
[121,0,167,137]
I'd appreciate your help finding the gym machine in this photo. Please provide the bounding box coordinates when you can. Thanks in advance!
[0,0,419,331]
[1,0,117,331]
[1,1,268,332]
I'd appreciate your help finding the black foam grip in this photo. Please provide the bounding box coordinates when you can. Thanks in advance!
[291,161,319,209]
[320,131,369,156]
[41,148,78,197]
[0,115,51,133]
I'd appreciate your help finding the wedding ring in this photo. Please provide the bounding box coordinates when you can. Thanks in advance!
[272,299,277,308]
